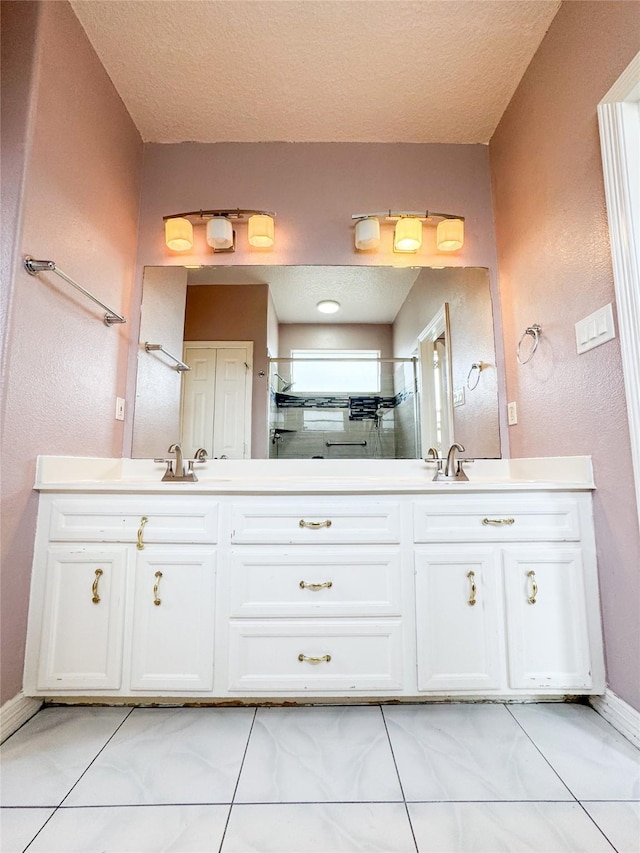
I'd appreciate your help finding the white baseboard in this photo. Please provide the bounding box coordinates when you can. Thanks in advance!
[0,692,43,743]
[590,689,640,747]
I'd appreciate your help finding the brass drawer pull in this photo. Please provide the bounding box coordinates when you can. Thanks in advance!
[527,570,538,604]
[467,570,477,606]
[91,568,103,604]
[153,570,163,606]
[299,580,333,591]
[299,519,332,529]
[298,653,331,665]
[137,516,149,550]
[482,517,515,526]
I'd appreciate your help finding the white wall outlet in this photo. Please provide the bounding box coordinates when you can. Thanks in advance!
[115,397,125,421]
[575,303,616,354]
[453,386,465,407]
[507,401,518,425]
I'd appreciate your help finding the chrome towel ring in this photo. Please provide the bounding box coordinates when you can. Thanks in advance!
[466,362,483,390]
[517,324,542,365]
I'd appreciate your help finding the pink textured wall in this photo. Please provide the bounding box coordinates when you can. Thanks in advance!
[490,1,640,709]
[0,1,143,704]
[137,143,499,270]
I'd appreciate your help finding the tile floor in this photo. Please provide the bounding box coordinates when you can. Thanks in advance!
[1,702,639,852]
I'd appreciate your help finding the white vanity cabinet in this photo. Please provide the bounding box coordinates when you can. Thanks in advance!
[224,498,405,693]
[24,465,605,702]
[502,546,592,690]
[413,494,599,694]
[414,546,503,692]
[24,496,218,696]
[35,546,128,690]
[129,548,216,691]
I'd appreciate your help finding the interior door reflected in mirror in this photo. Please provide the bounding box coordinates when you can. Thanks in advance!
[131,266,501,460]
[418,303,454,458]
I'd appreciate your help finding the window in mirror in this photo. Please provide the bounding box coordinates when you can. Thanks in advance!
[290,349,381,394]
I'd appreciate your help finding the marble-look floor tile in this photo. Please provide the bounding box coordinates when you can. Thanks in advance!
[221,803,417,852]
[408,802,615,852]
[64,707,254,806]
[0,707,130,807]
[383,704,571,802]
[509,703,640,800]
[0,808,55,853]
[581,801,640,853]
[235,706,403,803]
[26,804,230,852]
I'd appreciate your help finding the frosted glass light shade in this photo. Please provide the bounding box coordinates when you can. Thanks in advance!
[394,217,422,252]
[248,214,275,248]
[437,218,464,251]
[355,217,380,251]
[206,217,234,250]
[164,217,193,252]
[317,300,340,314]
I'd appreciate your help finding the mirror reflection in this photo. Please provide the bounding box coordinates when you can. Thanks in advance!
[132,266,501,460]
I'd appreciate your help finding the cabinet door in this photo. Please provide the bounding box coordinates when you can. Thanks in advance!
[503,547,592,690]
[37,547,127,690]
[415,547,503,691]
[130,549,216,691]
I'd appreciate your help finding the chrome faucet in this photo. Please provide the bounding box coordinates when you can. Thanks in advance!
[426,446,443,475]
[168,443,185,477]
[155,444,207,482]
[433,442,469,481]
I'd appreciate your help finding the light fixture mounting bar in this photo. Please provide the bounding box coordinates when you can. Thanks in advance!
[351,210,464,222]
[164,209,276,225]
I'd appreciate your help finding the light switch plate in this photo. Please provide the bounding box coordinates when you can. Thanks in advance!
[507,401,518,425]
[575,303,616,354]
[115,397,125,421]
[453,386,465,407]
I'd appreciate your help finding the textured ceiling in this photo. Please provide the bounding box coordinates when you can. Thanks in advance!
[70,0,560,144]
[185,265,422,324]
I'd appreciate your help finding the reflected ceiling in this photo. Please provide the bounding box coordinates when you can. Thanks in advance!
[186,265,422,324]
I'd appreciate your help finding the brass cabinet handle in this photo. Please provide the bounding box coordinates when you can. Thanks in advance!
[482,517,515,526]
[137,516,149,550]
[153,570,163,606]
[91,568,103,604]
[467,570,477,606]
[298,653,331,665]
[527,570,538,604]
[299,519,332,529]
[299,580,333,591]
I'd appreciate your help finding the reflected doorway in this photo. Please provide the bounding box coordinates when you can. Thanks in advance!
[181,341,253,459]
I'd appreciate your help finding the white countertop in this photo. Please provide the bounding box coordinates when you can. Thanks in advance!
[34,456,595,493]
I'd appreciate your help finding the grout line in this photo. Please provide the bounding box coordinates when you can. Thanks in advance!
[217,706,257,853]
[379,705,419,853]
[22,706,136,852]
[574,801,620,853]
[504,704,580,803]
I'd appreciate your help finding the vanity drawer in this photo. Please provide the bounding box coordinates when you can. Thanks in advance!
[228,549,402,617]
[227,619,403,691]
[230,499,401,544]
[48,498,219,544]
[413,496,581,542]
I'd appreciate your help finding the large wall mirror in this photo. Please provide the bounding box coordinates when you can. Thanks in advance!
[131,265,501,460]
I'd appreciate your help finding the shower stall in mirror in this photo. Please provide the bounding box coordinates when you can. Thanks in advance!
[268,355,419,459]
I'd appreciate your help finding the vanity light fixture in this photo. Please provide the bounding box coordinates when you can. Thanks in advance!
[163,209,276,253]
[316,300,341,314]
[351,211,465,254]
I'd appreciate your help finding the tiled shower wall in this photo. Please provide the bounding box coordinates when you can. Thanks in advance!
[269,361,417,459]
